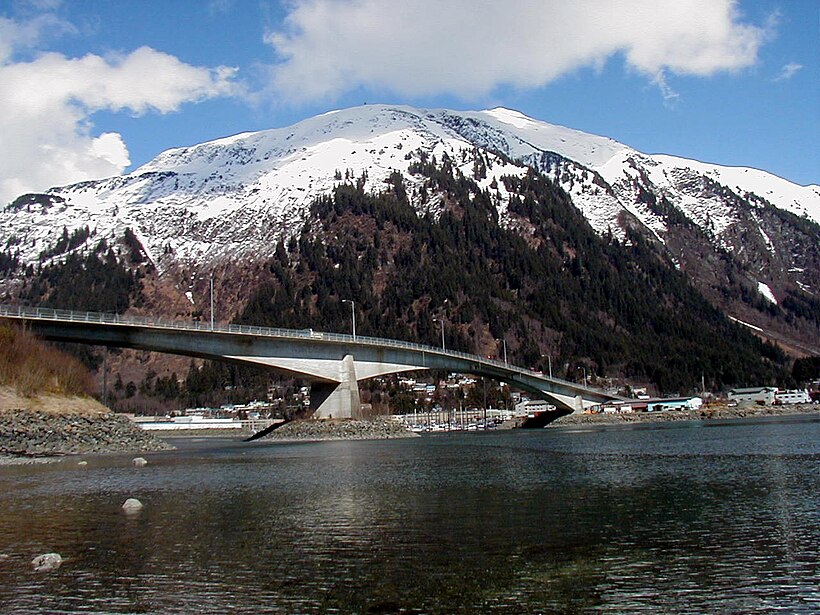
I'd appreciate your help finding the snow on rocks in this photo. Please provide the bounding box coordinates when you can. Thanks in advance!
[1,104,815,273]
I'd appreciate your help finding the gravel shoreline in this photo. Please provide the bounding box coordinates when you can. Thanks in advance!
[3,405,814,464]
[262,417,419,442]
[0,409,171,464]
[548,403,819,427]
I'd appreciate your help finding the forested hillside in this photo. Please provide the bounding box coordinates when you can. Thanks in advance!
[232,156,786,394]
[10,155,793,406]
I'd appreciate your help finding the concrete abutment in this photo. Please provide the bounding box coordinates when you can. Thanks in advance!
[310,354,362,419]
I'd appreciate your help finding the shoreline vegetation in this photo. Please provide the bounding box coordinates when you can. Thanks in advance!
[0,325,170,464]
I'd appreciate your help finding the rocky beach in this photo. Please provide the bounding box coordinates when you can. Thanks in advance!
[548,403,819,427]
[262,417,418,442]
[0,389,171,464]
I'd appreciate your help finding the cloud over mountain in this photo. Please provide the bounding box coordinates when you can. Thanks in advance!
[267,0,767,101]
[0,15,238,205]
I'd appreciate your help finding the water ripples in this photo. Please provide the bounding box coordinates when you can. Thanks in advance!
[0,416,818,613]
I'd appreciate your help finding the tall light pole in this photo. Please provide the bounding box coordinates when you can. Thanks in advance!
[209,271,214,331]
[497,338,507,364]
[434,318,445,351]
[578,366,588,388]
[542,354,552,379]
[342,299,356,341]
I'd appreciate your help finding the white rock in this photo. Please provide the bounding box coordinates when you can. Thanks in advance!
[32,552,62,572]
[132,457,148,467]
[121,498,144,514]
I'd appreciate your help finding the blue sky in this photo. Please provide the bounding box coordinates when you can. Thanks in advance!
[0,0,816,204]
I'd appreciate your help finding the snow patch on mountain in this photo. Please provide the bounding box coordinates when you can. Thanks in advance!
[1,104,817,278]
[757,282,778,304]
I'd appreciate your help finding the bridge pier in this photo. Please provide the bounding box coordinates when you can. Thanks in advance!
[310,354,361,419]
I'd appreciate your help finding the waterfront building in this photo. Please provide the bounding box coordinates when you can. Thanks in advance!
[513,399,554,416]
[597,396,702,414]
[644,397,703,412]
[774,389,811,404]
[600,401,637,414]
[728,387,777,405]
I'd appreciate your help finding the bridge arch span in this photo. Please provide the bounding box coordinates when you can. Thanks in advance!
[1,306,618,418]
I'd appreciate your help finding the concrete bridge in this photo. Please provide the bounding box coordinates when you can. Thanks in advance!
[0,305,619,418]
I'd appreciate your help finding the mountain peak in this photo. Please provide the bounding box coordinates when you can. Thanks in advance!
[1,103,818,357]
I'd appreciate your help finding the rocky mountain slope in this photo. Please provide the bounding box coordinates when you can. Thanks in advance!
[1,104,818,356]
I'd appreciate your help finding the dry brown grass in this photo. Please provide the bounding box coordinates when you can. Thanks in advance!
[0,386,108,415]
[0,324,95,397]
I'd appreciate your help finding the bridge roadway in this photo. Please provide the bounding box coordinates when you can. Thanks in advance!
[0,305,619,418]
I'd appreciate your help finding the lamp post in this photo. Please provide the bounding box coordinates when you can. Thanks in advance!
[542,354,553,379]
[342,299,356,341]
[433,318,445,351]
[578,366,588,388]
[496,338,507,364]
[209,271,214,331]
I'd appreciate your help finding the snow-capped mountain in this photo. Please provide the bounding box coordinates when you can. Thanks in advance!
[2,104,818,352]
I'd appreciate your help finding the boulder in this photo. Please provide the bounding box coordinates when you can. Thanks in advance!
[132,457,148,467]
[122,498,144,514]
[32,552,62,572]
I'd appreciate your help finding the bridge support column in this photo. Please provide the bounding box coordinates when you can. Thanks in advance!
[310,354,361,419]
[572,395,584,414]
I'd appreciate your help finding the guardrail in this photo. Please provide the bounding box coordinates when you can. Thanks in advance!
[0,304,588,391]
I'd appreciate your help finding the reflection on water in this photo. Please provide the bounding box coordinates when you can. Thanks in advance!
[0,415,818,613]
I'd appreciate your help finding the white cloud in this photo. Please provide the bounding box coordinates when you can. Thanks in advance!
[773,62,803,82]
[651,71,681,104]
[0,13,73,63]
[266,0,767,102]
[0,17,238,205]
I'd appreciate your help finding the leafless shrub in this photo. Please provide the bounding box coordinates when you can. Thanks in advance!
[0,324,95,397]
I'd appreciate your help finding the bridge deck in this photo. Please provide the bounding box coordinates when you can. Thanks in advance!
[0,305,620,414]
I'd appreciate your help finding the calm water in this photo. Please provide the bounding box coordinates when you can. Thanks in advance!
[1,415,818,614]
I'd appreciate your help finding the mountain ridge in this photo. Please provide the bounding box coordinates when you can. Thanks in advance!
[2,104,818,357]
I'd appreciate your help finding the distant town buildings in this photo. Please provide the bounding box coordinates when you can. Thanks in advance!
[727,387,812,406]
[728,386,777,405]
[774,389,811,405]
[514,399,554,415]
[596,396,703,414]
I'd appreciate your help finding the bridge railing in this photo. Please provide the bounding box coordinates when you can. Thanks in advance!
[0,304,588,391]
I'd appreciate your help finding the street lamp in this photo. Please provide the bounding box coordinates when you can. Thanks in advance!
[433,317,445,351]
[496,337,507,364]
[578,366,588,388]
[209,271,214,331]
[342,299,356,341]
[542,354,553,379]
[196,271,215,329]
